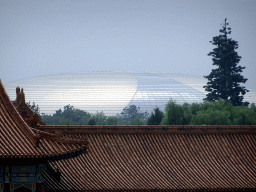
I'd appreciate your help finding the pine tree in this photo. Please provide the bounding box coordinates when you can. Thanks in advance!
[204,18,249,106]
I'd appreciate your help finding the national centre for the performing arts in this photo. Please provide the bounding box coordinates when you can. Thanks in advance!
[4,71,256,116]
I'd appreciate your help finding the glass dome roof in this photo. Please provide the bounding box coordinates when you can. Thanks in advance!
[4,72,255,116]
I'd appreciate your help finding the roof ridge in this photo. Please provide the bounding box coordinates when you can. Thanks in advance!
[0,80,37,142]
[31,128,88,145]
[39,125,256,135]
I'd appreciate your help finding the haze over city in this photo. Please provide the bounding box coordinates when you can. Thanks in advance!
[1,0,256,90]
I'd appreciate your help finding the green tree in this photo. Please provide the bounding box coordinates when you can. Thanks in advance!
[83,112,92,125]
[119,105,149,125]
[250,103,256,113]
[190,100,233,125]
[26,101,41,117]
[147,107,164,125]
[161,100,192,125]
[131,116,145,125]
[231,106,256,125]
[189,99,256,125]
[91,111,107,125]
[61,105,87,125]
[121,105,140,120]
[204,18,249,106]
[106,116,118,125]
[41,104,92,125]
[88,118,96,125]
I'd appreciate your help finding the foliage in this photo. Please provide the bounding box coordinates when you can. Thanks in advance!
[231,105,256,125]
[41,104,92,125]
[83,112,92,125]
[147,107,164,125]
[42,105,116,125]
[250,103,256,113]
[161,100,192,125]
[190,100,233,125]
[161,99,256,125]
[106,116,118,125]
[40,100,256,126]
[204,18,249,106]
[119,105,149,125]
[88,118,96,125]
[26,101,41,117]
[131,116,145,125]
[91,111,107,125]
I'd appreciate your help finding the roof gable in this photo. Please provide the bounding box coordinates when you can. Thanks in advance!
[0,80,88,159]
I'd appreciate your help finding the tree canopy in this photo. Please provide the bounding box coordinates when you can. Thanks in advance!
[26,101,40,117]
[160,99,256,125]
[41,104,147,125]
[161,100,192,125]
[147,107,164,125]
[204,18,249,106]
[41,104,91,125]
[36,101,256,126]
[118,105,149,125]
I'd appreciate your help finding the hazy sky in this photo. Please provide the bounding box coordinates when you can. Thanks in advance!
[1,0,255,90]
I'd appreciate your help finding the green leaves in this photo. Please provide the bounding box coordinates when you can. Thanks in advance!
[147,107,164,125]
[106,116,118,125]
[160,99,256,125]
[161,100,192,125]
[119,105,149,125]
[41,104,92,125]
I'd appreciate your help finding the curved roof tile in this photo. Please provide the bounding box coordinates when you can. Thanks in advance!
[40,126,256,191]
[0,80,88,159]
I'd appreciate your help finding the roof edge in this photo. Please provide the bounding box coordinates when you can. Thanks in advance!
[39,125,256,135]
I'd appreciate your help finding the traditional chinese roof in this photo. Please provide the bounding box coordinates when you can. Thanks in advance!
[11,100,46,126]
[39,125,256,191]
[0,80,88,159]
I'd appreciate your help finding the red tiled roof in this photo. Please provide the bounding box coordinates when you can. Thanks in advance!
[0,80,88,159]
[11,100,46,125]
[40,125,256,191]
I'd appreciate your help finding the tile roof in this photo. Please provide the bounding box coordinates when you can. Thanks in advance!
[40,125,256,191]
[0,80,88,159]
[11,100,46,126]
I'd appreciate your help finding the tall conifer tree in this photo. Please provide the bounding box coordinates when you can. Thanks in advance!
[204,18,249,106]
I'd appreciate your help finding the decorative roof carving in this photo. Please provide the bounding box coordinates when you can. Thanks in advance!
[25,113,40,128]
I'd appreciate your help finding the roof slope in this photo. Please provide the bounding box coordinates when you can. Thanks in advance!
[11,100,46,125]
[0,80,88,159]
[40,125,256,191]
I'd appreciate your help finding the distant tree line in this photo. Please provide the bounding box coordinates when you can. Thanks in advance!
[161,99,256,125]
[41,104,149,126]
[38,100,256,126]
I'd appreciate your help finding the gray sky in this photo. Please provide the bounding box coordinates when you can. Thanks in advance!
[1,0,255,90]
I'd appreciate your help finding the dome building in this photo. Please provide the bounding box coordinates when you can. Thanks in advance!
[4,71,255,116]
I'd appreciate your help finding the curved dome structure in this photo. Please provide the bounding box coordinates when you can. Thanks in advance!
[4,72,255,116]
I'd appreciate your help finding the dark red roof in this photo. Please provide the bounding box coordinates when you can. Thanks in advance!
[0,80,88,159]
[11,100,46,126]
[40,125,256,191]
